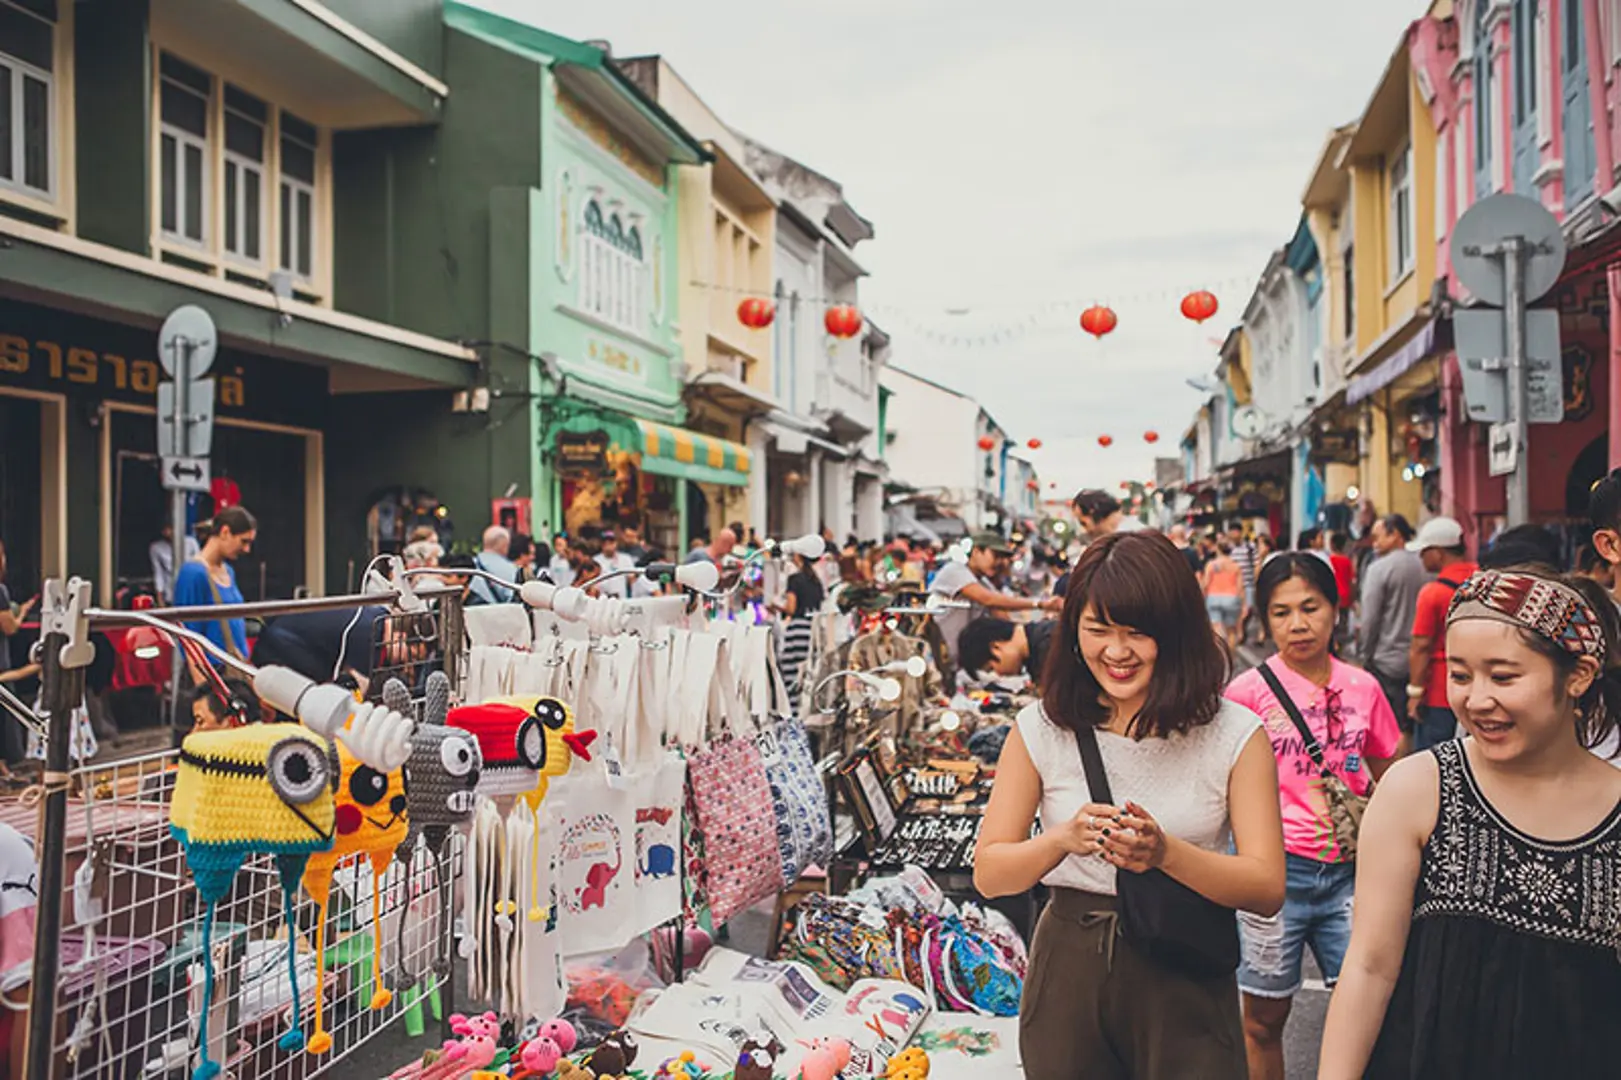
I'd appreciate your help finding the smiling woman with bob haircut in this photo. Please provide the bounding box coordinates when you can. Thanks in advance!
[974,531,1286,1080]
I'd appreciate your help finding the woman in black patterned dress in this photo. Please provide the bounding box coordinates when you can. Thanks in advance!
[1319,568,1621,1079]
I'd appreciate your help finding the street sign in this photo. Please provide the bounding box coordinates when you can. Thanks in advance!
[1450,194,1566,306]
[156,378,216,457]
[157,305,217,377]
[1488,422,1518,477]
[161,455,211,492]
[1453,308,1563,423]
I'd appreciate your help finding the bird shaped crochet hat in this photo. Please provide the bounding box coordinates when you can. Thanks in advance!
[299,739,410,1053]
[170,723,337,1076]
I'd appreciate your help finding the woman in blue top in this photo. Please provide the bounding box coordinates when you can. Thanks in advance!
[173,507,256,675]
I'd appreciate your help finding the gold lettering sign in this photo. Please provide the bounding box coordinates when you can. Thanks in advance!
[0,332,246,406]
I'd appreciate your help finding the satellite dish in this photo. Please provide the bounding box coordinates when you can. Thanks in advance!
[1449,193,1566,306]
[157,305,218,377]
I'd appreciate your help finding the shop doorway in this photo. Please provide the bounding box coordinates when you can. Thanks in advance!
[0,394,42,599]
[110,410,309,601]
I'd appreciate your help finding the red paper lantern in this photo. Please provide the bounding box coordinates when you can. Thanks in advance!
[1098,434,1114,448]
[1180,290,1219,324]
[1143,430,1160,444]
[1079,305,1118,339]
[737,297,776,329]
[1026,479,1040,492]
[1145,481,1156,491]
[824,305,863,339]
[210,477,241,509]
[1048,481,1058,490]
[1119,481,1131,491]
[1027,438,1043,450]
[977,435,997,452]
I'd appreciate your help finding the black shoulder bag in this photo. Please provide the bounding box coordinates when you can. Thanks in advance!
[1072,725,1239,979]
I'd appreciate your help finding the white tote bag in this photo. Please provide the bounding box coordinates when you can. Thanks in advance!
[551,760,639,956]
[631,751,687,935]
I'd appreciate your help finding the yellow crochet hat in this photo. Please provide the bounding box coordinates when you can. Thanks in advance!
[170,723,337,1075]
[300,739,410,1054]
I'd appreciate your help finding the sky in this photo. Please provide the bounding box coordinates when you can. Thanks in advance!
[473,0,1422,496]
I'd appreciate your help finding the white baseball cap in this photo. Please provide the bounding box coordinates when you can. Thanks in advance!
[1408,516,1464,552]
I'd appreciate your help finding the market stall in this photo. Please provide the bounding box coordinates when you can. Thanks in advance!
[13,547,1032,1080]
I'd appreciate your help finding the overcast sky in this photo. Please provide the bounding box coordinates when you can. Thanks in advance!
[473,0,1420,495]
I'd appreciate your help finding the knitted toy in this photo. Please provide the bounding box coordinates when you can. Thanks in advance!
[734,1035,784,1080]
[448,695,597,920]
[883,1047,930,1079]
[584,1029,639,1076]
[300,739,410,1054]
[170,724,337,1078]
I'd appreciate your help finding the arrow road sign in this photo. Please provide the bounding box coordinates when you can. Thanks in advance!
[161,455,211,493]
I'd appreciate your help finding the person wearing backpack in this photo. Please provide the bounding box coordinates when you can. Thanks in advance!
[1224,553,1406,1080]
[973,532,1285,1080]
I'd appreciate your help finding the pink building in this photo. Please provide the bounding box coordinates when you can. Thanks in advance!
[1420,0,1621,549]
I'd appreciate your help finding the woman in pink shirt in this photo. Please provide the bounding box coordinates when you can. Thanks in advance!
[1224,553,1406,1080]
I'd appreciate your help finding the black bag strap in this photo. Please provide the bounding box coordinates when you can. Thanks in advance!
[1071,724,1114,806]
[1256,660,1328,772]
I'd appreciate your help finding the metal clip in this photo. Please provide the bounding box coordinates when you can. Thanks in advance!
[37,578,94,670]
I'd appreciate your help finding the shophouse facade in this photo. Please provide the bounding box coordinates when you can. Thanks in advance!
[880,366,986,536]
[0,0,480,602]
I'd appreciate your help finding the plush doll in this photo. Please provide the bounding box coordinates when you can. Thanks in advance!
[170,724,337,1077]
[734,1035,785,1080]
[584,1029,639,1076]
[883,1047,930,1079]
[300,739,410,1053]
[389,673,481,856]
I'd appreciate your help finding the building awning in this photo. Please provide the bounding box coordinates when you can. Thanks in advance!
[636,419,751,487]
[549,407,751,486]
[1347,318,1439,405]
[687,369,779,418]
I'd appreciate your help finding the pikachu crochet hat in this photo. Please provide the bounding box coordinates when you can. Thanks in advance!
[170,723,337,1076]
[299,739,410,1054]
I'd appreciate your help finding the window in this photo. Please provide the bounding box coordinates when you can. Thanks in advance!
[159,53,211,248]
[279,111,316,281]
[223,86,266,265]
[1610,0,1621,66]
[0,0,55,200]
[1515,0,1538,123]
[578,199,648,335]
[1389,144,1414,280]
[156,52,324,288]
[1436,128,1449,241]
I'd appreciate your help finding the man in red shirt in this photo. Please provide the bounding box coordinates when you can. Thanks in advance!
[1406,517,1476,750]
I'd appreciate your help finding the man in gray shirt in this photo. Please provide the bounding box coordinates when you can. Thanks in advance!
[1356,514,1430,724]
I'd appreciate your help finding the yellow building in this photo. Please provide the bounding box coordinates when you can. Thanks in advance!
[615,56,777,541]
[1302,124,1365,505]
[1336,30,1445,524]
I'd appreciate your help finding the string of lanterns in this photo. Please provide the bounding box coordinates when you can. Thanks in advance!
[707,278,1245,350]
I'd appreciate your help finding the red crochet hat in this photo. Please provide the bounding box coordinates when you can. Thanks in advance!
[447,697,596,798]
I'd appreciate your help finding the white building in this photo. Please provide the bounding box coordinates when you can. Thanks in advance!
[882,366,1018,535]
[742,138,886,542]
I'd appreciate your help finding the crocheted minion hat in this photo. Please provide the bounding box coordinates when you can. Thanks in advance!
[170,724,337,1076]
[299,739,410,1054]
[385,674,481,856]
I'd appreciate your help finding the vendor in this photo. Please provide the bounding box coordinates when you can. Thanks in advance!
[956,616,1056,685]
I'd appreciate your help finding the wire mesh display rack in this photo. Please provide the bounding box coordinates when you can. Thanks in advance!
[24,585,469,1080]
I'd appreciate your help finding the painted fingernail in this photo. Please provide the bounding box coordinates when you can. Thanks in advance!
[1101,828,1111,837]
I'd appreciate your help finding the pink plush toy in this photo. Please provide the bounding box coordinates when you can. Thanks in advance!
[798,1045,840,1080]
[521,1037,562,1075]
[539,1018,579,1054]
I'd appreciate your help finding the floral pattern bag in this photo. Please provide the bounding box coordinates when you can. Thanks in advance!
[683,635,783,926]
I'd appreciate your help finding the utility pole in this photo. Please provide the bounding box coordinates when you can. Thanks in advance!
[1502,235,1529,526]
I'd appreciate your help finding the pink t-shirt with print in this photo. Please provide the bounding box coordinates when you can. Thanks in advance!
[1225,655,1402,863]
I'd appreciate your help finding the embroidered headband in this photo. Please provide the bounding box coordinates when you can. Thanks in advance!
[1446,570,1608,661]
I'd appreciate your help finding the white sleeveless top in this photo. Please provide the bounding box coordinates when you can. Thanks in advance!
[1015,699,1262,895]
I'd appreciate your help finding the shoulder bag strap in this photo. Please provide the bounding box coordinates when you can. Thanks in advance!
[1069,723,1113,806]
[1255,661,1327,771]
[203,569,248,662]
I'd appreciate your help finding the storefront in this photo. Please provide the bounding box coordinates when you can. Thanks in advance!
[546,407,751,554]
[0,297,330,603]
[1346,319,1445,529]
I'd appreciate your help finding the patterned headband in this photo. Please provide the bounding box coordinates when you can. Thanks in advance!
[1447,570,1608,661]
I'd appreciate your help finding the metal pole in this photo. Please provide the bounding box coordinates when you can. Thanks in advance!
[167,338,193,727]
[25,629,87,1080]
[1503,236,1530,527]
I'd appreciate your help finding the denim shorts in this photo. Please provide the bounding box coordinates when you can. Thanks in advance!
[1236,852,1355,998]
[1206,594,1241,627]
